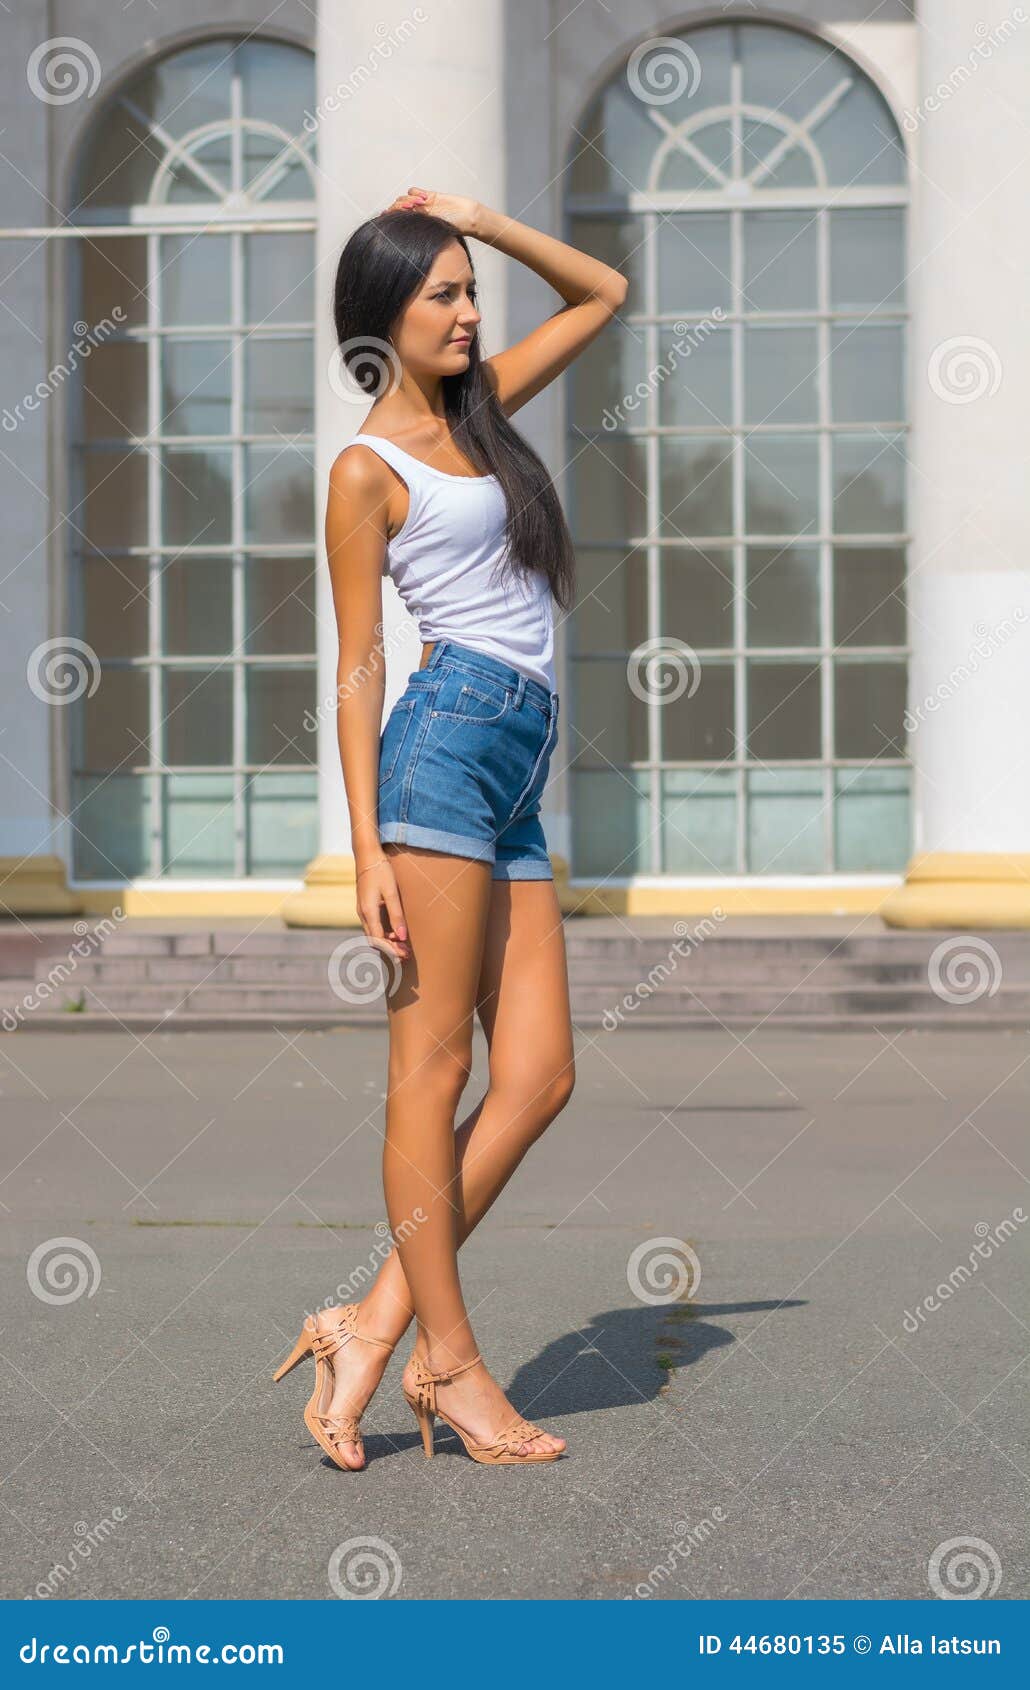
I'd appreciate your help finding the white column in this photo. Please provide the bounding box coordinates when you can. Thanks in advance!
[883,1,1030,926]
[284,0,509,925]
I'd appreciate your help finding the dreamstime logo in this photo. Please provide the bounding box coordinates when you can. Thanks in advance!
[30,1508,129,1599]
[627,36,702,106]
[627,1237,701,1305]
[600,312,725,431]
[601,911,726,1031]
[328,1535,402,1599]
[327,936,403,1005]
[629,1508,727,1598]
[3,309,125,433]
[329,336,402,404]
[928,1536,1002,1599]
[2,909,125,1031]
[26,1238,102,1305]
[901,10,1028,132]
[904,611,1027,734]
[27,37,101,105]
[303,617,423,734]
[927,937,1002,1005]
[313,1212,427,1316]
[302,11,428,131]
[901,1208,1026,1334]
[928,337,1002,404]
[27,637,101,706]
[627,638,702,705]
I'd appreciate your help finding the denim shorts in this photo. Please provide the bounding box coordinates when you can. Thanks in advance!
[377,639,560,880]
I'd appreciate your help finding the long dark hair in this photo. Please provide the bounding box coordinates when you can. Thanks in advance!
[332,209,576,613]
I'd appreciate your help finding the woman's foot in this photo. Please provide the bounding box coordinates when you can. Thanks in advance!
[314,1305,398,1469]
[401,1345,565,1456]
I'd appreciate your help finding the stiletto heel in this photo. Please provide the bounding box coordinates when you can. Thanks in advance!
[274,1305,395,1470]
[272,1323,314,1382]
[402,1351,565,1465]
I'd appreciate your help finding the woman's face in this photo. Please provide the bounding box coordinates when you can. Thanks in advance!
[393,241,481,376]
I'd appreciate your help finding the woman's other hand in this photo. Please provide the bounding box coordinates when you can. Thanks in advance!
[355,854,411,963]
[382,186,481,237]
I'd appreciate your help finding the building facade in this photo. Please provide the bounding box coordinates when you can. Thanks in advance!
[2,2,1027,926]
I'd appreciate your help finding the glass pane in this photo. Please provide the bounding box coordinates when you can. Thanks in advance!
[163,559,232,656]
[81,668,149,769]
[571,769,650,878]
[747,768,825,873]
[161,234,231,326]
[82,342,148,438]
[569,436,647,542]
[568,77,666,197]
[834,660,907,759]
[746,546,820,647]
[661,769,737,873]
[657,214,732,314]
[658,326,732,427]
[833,546,906,647]
[572,548,648,656]
[662,661,735,760]
[161,340,232,435]
[835,768,910,870]
[830,209,906,310]
[816,78,906,187]
[81,558,148,657]
[164,669,233,765]
[740,23,840,121]
[742,119,816,188]
[163,449,232,545]
[661,118,735,190]
[244,233,315,324]
[833,433,905,534]
[238,38,314,135]
[831,326,905,423]
[568,218,647,316]
[244,445,314,543]
[162,773,234,876]
[80,238,148,330]
[246,557,317,654]
[244,339,314,434]
[569,331,648,432]
[570,658,649,765]
[746,436,819,535]
[744,327,819,425]
[662,547,734,650]
[246,667,317,765]
[660,438,734,537]
[72,775,150,879]
[247,772,318,874]
[165,138,230,204]
[742,211,817,311]
[81,450,147,547]
[747,661,821,759]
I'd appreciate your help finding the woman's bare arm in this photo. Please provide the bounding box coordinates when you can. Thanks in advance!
[472,203,628,415]
[324,448,410,959]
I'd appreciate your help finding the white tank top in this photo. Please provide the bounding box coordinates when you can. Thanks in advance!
[346,433,556,694]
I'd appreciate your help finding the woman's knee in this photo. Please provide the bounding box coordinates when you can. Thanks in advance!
[390,1039,473,1108]
[494,1054,575,1134]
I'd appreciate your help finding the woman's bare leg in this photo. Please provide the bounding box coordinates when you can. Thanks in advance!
[319,854,575,1462]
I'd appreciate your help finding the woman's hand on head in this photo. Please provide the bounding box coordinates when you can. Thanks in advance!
[356,853,411,963]
[382,187,481,237]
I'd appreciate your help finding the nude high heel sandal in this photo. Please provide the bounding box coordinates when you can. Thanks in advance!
[403,1350,565,1464]
[273,1305,394,1470]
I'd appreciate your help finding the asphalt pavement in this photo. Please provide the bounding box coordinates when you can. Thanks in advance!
[1,1026,1027,1601]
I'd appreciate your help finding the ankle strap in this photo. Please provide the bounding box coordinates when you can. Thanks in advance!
[421,1350,482,1383]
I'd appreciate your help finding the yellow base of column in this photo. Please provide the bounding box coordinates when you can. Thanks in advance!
[280,854,361,929]
[0,855,83,917]
[880,852,1030,929]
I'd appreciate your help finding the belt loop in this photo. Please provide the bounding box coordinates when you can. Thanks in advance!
[514,674,526,710]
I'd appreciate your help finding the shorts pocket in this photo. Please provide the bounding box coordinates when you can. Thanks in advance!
[379,698,415,783]
[433,674,512,726]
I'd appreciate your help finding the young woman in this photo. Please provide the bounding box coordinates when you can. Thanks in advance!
[274,188,626,1468]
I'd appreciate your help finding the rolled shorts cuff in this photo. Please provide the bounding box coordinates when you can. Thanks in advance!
[491,857,554,882]
[378,821,495,862]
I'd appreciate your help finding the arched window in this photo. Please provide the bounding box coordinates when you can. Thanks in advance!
[70,36,317,881]
[564,20,908,878]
